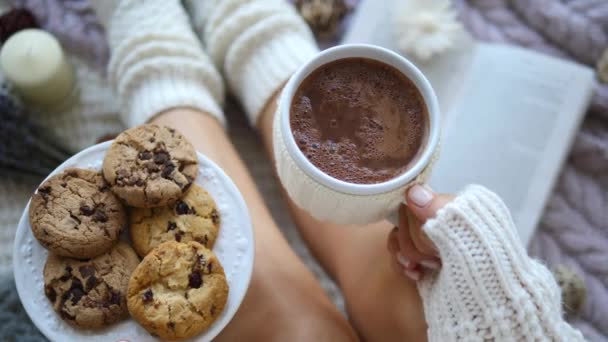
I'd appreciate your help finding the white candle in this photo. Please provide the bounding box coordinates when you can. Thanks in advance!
[0,28,75,107]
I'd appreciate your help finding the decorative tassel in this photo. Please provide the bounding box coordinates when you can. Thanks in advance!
[394,0,463,61]
[553,265,587,317]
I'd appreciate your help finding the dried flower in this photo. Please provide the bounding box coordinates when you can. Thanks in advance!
[394,0,463,61]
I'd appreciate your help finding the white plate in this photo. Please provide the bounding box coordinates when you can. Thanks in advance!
[13,141,255,342]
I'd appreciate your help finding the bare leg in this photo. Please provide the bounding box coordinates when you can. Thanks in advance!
[152,109,358,341]
[258,91,428,341]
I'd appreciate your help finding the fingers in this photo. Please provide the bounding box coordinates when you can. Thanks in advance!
[387,227,421,281]
[387,185,455,281]
[406,207,437,257]
[396,204,431,269]
[406,184,455,222]
[387,226,400,255]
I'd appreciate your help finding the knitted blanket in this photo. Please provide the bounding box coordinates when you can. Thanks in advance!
[1,0,606,341]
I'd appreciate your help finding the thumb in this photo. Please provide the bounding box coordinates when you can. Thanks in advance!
[406,184,454,222]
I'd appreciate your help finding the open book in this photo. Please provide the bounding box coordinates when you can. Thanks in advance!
[343,0,595,245]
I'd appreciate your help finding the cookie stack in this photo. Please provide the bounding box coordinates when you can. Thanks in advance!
[28,124,229,341]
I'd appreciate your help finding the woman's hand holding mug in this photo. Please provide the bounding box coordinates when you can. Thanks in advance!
[387,185,454,281]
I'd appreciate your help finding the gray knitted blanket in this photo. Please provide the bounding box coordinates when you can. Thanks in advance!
[3,0,607,341]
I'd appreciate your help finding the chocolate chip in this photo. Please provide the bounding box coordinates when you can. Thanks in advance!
[59,266,72,282]
[68,279,85,305]
[161,163,175,178]
[195,235,209,246]
[86,276,98,290]
[98,184,110,192]
[149,137,156,143]
[37,186,51,200]
[142,289,153,303]
[79,205,94,216]
[210,305,216,316]
[188,272,202,289]
[167,222,177,231]
[175,201,191,215]
[168,322,175,329]
[78,265,95,278]
[211,210,220,225]
[38,186,51,194]
[175,231,184,242]
[93,210,108,223]
[136,178,145,187]
[138,151,152,160]
[60,310,76,320]
[153,151,169,165]
[109,291,121,305]
[207,262,213,273]
[168,128,176,134]
[45,286,57,303]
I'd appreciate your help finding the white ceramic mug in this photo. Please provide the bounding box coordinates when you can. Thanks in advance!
[273,44,441,225]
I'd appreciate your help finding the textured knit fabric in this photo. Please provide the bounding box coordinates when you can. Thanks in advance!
[420,185,584,341]
[89,0,225,128]
[186,0,319,125]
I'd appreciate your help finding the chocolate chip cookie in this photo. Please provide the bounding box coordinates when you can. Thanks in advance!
[29,168,126,259]
[127,241,228,341]
[43,242,140,329]
[129,184,221,257]
[102,124,198,208]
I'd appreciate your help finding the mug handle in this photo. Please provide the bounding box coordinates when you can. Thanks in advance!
[386,202,403,227]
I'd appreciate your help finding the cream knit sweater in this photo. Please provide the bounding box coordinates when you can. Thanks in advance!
[91,1,584,341]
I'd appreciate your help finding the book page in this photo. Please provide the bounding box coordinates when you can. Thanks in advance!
[430,44,594,244]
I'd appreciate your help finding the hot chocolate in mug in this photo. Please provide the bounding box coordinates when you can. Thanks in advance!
[273,44,441,225]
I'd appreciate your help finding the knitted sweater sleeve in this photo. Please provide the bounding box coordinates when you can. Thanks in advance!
[90,0,225,127]
[419,185,585,341]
